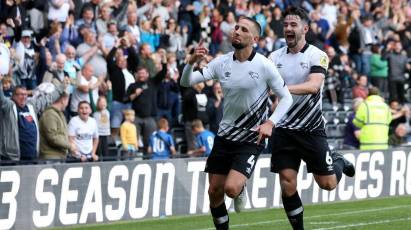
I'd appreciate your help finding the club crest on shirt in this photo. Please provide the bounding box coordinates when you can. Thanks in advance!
[248,71,259,79]
[300,62,309,69]
[224,71,231,79]
[320,55,329,69]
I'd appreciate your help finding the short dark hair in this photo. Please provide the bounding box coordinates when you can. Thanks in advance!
[238,16,262,37]
[369,87,380,96]
[283,6,310,24]
[12,85,27,96]
[78,100,91,109]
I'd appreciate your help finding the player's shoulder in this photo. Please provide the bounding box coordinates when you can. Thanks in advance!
[306,44,327,57]
[211,52,233,64]
[269,46,287,57]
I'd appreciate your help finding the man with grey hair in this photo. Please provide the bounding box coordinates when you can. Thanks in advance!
[43,54,69,83]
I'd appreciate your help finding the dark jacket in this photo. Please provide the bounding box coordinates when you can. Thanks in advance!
[127,64,167,118]
[107,47,139,103]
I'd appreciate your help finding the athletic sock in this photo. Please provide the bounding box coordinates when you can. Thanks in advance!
[210,202,229,230]
[282,192,304,230]
[333,157,344,183]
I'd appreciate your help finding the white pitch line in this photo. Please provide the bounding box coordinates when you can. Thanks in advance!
[313,217,411,230]
[195,204,411,230]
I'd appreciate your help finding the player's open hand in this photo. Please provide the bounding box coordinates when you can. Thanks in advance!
[255,120,275,145]
[188,40,208,65]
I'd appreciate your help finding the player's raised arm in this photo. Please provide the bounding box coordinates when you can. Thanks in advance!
[180,42,217,87]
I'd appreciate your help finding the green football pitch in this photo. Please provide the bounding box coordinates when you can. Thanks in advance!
[57,196,411,230]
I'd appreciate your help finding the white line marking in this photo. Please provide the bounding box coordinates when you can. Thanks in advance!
[313,217,411,230]
[309,221,338,225]
[195,204,411,230]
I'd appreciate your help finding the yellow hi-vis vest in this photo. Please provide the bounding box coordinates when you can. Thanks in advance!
[353,95,392,150]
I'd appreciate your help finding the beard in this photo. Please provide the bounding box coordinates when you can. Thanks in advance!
[232,41,247,50]
[285,32,302,48]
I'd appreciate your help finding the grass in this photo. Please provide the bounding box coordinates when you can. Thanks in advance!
[55,196,411,230]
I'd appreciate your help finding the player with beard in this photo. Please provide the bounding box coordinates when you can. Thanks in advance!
[268,7,355,230]
[181,16,293,230]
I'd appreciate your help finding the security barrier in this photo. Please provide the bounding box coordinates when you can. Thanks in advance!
[0,149,411,229]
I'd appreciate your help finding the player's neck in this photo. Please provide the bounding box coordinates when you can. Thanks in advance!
[288,40,307,54]
[234,46,254,62]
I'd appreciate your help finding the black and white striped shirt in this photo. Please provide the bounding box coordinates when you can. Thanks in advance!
[181,50,292,144]
[269,44,329,132]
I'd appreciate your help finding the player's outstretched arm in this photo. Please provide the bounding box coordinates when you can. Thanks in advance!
[180,45,213,87]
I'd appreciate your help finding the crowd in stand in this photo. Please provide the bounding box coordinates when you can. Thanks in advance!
[0,0,411,164]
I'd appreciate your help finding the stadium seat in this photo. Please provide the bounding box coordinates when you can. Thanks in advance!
[336,111,350,124]
[324,111,339,124]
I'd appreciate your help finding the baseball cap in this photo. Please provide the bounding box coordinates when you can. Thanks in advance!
[22,30,33,37]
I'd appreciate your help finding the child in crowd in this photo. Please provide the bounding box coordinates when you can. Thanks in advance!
[2,76,13,98]
[91,81,112,159]
[188,119,215,157]
[93,96,111,159]
[120,109,139,159]
[148,118,176,160]
[68,101,99,162]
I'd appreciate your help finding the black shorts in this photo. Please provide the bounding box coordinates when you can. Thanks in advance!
[205,136,264,178]
[270,128,334,175]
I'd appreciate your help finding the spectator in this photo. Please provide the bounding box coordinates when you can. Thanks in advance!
[1,77,13,98]
[92,83,112,159]
[256,37,269,56]
[370,44,388,98]
[207,81,223,135]
[125,10,141,45]
[388,123,408,147]
[389,99,410,134]
[68,101,99,162]
[61,12,81,47]
[106,41,138,140]
[351,10,383,76]
[39,93,71,161]
[148,118,176,160]
[102,21,119,50]
[70,64,103,115]
[76,30,107,77]
[138,43,157,78]
[384,40,411,103]
[96,3,113,35]
[182,81,210,151]
[187,119,215,157]
[209,8,223,56]
[75,6,97,33]
[152,0,170,26]
[165,18,188,54]
[353,87,392,150]
[343,97,363,149]
[120,109,139,159]
[127,58,167,152]
[269,6,284,41]
[352,74,369,99]
[157,53,180,125]
[48,0,72,23]
[140,20,160,53]
[0,75,65,161]
[43,54,69,83]
[13,25,37,91]
[219,11,235,54]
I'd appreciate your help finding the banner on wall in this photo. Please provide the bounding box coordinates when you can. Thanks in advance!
[0,149,411,229]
